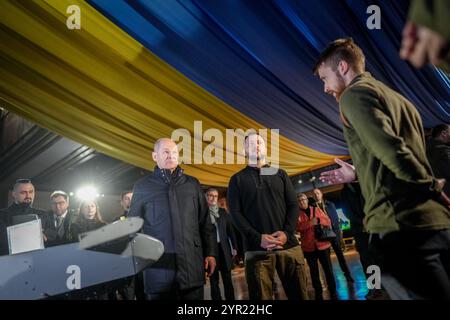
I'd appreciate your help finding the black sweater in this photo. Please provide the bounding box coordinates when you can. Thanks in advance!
[227,166,300,252]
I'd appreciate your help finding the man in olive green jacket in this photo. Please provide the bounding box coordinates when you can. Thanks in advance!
[314,38,450,300]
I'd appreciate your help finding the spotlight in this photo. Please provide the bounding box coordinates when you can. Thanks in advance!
[298,180,303,184]
[76,186,99,201]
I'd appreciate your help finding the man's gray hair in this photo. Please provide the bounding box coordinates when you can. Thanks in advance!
[50,190,69,201]
[154,138,175,152]
[205,187,219,195]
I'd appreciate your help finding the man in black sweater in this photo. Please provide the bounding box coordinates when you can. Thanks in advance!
[227,133,309,300]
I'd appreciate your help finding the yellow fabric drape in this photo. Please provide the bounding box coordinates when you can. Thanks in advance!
[0,0,338,186]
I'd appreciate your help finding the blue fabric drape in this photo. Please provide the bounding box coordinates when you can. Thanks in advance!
[89,0,450,155]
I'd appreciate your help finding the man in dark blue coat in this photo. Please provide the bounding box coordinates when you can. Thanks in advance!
[129,138,216,300]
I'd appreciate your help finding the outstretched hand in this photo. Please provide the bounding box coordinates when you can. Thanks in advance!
[320,158,356,185]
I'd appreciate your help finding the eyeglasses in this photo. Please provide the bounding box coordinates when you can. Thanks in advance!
[15,178,32,184]
[51,201,67,206]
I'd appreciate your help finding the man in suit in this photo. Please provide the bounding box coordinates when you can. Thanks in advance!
[118,190,133,220]
[41,190,77,247]
[206,187,237,300]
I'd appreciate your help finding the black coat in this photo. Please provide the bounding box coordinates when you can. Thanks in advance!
[212,208,237,271]
[129,166,216,293]
[0,203,46,255]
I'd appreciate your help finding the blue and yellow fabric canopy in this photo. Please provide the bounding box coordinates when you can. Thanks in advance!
[0,0,448,186]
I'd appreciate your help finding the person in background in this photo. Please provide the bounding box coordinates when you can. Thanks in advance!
[219,196,244,267]
[41,190,78,247]
[206,187,237,300]
[114,190,146,300]
[71,200,106,241]
[312,188,354,282]
[297,193,338,300]
[118,190,133,220]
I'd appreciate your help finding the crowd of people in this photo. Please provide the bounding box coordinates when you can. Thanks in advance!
[0,36,449,300]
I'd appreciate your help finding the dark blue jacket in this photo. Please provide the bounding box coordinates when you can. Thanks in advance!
[129,166,216,293]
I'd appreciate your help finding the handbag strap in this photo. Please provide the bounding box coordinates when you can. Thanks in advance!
[312,206,320,224]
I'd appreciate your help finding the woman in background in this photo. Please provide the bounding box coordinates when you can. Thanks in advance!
[71,200,106,241]
[297,193,337,300]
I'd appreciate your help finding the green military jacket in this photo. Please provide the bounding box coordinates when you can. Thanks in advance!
[340,72,450,233]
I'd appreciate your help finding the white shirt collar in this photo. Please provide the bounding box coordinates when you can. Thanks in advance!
[54,210,68,220]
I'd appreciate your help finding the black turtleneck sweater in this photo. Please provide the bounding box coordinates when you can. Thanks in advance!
[227,166,300,252]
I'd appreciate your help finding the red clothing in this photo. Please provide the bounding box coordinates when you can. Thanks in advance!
[297,206,332,253]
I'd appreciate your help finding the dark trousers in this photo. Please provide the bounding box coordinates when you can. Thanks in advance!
[304,248,337,299]
[244,245,309,300]
[353,231,372,277]
[210,243,235,300]
[134,272,146,300]
[330,231,352,278]
[108,271,145,300]
[146,285,204,300]
[370,229,450,300]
